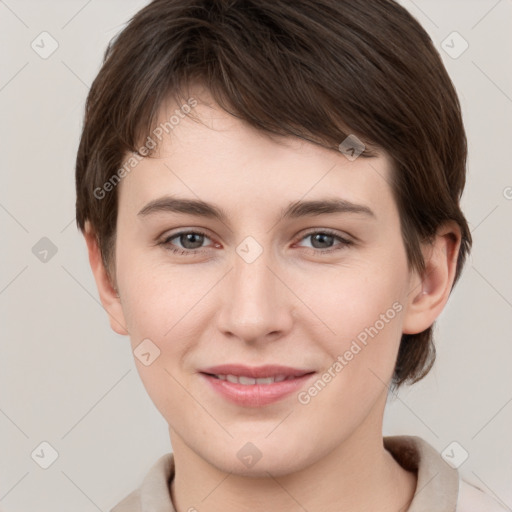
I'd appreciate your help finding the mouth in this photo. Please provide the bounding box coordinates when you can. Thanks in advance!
[199,364,314,380]
[199,364,316,407]
[202,373,304,385]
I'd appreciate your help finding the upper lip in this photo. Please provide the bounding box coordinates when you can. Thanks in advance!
[200,364,315,379]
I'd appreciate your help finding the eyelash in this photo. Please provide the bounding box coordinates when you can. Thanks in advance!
[158,229,354,256]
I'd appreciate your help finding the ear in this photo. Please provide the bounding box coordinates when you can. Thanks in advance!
[402,222,462,335]
[83,221,129,336]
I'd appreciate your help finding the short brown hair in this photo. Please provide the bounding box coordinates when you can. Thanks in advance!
[75,0,472,388]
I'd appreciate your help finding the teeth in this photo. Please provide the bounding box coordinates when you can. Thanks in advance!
[239,375,256,385]
[213,374,295,385]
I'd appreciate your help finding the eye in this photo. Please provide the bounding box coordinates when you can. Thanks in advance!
[295,229,353,254]
[159,230,215,255]
[158,228,353,257]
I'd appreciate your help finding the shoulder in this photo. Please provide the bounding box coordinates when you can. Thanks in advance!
[456,479,508,512]
[111,489,141,512]
[110,453,175,512]
[384,436,507,512]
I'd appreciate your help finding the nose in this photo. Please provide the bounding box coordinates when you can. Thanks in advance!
[216,244,295,344]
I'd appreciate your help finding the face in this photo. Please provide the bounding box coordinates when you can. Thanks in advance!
[106,90,420,476]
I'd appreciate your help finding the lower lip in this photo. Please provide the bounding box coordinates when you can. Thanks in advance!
[200,373,316,407]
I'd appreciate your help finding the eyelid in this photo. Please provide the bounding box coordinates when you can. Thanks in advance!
[159,227,355,258]
[159,228,215,247]
[159,227,352,244]
[294,227,354,245]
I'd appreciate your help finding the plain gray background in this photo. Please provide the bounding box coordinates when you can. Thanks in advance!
[1,0,511,510]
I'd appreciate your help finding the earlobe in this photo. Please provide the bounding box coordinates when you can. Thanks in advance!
[83,221,129,336]
[402,223,461,335]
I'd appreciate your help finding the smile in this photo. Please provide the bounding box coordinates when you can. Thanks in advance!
[199,365,316,407]
[207,374,300,385]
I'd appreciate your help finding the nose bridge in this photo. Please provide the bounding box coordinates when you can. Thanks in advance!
[217,238,293,341]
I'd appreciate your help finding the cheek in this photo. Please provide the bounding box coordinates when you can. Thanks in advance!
[301,255,407,391]
[116,251,215,399]
[301,258,406,342]
[295,280,405,431]
[116,242,197,337]
[116,261,201,418]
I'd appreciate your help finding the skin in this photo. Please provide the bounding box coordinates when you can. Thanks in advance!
[84,87,461,512]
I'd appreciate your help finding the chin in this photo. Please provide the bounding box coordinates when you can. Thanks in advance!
[203,440,318,478]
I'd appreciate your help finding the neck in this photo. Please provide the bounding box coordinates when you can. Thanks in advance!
[169,412,417,512]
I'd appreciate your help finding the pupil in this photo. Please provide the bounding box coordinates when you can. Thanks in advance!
[312,233,333,249]
[182,233,203,249]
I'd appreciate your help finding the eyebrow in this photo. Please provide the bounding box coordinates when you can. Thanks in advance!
[137,196,375,223]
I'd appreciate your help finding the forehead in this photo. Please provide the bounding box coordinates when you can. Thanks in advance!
[117,92,395,223]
